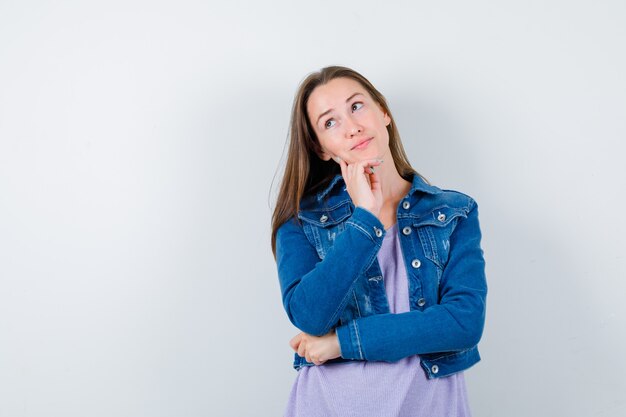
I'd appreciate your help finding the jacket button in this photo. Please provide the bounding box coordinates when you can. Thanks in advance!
[411,259,421,268]
[437,212,446,222]
[431,365,439,374]
[417,298,426,307]
[320,214,328,223]
[402,201,410,210]
[402,226,412,235]
[374,227,383,238]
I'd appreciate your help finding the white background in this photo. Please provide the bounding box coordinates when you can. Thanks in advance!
[1,1,625,416]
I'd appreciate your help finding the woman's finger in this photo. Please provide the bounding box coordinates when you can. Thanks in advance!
[368,169,381,191]
[289,333,302,351]
[297,338,307,358]
[338,158,384,215]
[356,158,383,173]
[338,157,348,181]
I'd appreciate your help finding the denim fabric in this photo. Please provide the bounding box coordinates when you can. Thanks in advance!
[275,173,487,379]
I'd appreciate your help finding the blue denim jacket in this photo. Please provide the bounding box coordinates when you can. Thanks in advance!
[275,173,487,379]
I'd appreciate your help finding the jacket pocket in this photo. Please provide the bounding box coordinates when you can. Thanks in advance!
[298,201,352,260]
[413,206,468,269]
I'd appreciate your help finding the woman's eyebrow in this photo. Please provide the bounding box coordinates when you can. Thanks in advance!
[316,92,364,125]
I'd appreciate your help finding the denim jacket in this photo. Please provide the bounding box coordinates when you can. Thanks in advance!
[275,172,487,379]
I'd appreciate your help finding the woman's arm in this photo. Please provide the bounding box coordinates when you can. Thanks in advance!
[335,200,487,361]
[276,206,386,336]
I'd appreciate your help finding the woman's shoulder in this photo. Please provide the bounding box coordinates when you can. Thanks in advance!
[298,175,351,215]
[435,187,477,209]
[409,174,477,212]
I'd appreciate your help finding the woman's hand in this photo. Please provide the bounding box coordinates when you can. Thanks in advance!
[335,157,383,218]
[289,330,342,366]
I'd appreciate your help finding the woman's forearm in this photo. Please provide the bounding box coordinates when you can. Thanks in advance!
[276,206,386,335]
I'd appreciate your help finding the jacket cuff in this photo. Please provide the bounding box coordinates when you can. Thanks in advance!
[346,207,386,243]
[336,320,365,360]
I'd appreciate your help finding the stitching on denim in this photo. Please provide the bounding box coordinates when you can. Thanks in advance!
[426,347,470,362]
[465,196,475,212]
[436,266,442,288]
[346,220,375,243]
[300,209,351,227]
[310,225,324,259]
[315,174,344,201]
[352,290,362,317]
[417,227,432,260]
[408,205,468,226]
[353,320,364,360]
[311,198,352,211]
[298,200,352,227]
[419,359,432,377]
[426,227,440,267]
[417,227,442,268]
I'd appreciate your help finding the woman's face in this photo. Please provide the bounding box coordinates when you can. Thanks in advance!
[306,77,391,164]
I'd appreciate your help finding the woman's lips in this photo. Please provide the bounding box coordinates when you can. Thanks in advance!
[351,138,373,150]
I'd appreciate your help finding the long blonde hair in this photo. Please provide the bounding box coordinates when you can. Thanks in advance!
[271,66,426,257]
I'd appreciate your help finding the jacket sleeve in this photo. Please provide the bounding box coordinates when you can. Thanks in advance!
[335,199,487,361]
[275,207,386,336]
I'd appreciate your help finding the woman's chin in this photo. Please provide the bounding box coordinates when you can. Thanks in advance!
[351,151,383,163]
[340,147,385,164]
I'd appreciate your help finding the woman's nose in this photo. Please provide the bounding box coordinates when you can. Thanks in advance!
[344,117,363,137]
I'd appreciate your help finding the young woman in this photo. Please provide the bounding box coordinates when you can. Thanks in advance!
[271,66,487,416]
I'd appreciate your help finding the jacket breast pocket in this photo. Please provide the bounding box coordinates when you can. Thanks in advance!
[414,206,468,270]
[298,202,352,260]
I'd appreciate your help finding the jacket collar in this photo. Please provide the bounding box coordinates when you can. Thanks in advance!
[315,171,440,202]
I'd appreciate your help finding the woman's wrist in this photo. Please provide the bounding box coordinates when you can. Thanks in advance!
[356,204,381,220]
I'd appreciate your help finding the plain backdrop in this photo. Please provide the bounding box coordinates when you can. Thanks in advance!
[1,1,625,416]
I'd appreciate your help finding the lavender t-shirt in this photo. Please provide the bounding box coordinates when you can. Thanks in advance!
[284,224,472,417]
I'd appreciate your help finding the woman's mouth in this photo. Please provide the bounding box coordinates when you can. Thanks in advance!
[351,138,373,150]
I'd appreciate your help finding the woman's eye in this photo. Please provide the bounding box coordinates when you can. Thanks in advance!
[352,102,363,111]
[325,119,336,129]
